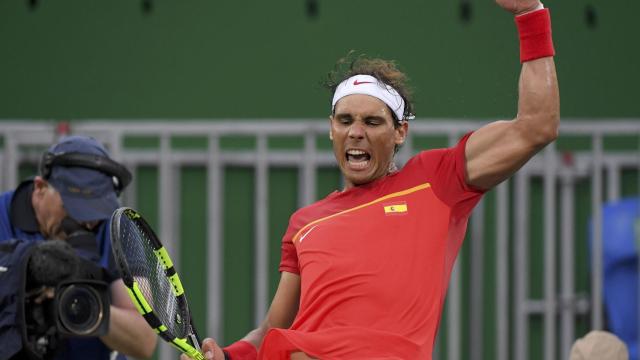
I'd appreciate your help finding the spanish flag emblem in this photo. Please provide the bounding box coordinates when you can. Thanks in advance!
[384,202,408,215]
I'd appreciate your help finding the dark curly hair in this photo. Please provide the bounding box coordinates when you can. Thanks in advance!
[323,51,415,127]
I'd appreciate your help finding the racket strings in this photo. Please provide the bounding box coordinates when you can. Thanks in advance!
[118,216,189,339]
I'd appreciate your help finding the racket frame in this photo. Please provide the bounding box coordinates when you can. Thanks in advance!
[111,207,204,360]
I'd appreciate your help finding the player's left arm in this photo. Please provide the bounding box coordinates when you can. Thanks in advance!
[465,0,559,190]
[100,279,158,359]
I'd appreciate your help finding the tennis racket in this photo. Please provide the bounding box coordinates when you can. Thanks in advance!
[110,207,204,360]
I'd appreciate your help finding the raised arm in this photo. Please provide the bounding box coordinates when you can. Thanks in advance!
[465,0,559,190]
[182,271,301,360]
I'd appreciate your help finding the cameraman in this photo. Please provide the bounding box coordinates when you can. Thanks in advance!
[0,135,156,359]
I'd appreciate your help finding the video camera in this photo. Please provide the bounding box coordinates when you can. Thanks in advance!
[13,219,111,360]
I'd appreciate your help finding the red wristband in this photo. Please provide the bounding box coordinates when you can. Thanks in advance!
[515,8,555,63]
[223,340,257,360]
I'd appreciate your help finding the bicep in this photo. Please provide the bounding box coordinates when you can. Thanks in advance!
[465,119,543,190]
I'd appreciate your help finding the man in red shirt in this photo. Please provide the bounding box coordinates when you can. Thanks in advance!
[187,0,559,358]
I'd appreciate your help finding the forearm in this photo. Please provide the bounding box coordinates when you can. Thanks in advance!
[514,8,560,144]
[100,305,157,359]
[229,302,298,352]
[241,325,269,348]
[516,57,559,140]
[224,272,300,358]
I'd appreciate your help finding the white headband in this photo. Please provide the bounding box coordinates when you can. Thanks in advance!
[331,74,409,122]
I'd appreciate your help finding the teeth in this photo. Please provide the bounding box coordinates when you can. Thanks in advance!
[347,149,367,155]
[349,160,369,169]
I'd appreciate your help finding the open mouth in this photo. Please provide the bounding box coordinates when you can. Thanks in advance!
[346,149,371,170]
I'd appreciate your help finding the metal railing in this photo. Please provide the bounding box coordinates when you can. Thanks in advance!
[2,119,639,360]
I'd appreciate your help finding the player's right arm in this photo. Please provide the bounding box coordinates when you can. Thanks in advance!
[182,271,301,360]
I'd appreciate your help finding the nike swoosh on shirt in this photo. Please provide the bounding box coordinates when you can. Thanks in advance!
[353,80,373,86]
[298,225,318,243]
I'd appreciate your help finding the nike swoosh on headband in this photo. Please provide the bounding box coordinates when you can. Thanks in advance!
[353,79,374,86]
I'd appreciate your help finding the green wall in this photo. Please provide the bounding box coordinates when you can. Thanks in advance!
[1,0,638,119]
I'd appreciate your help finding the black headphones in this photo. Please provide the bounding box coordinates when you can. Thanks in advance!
[39,151,133,196]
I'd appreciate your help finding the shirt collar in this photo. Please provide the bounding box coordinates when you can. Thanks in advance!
[10,179,40,233]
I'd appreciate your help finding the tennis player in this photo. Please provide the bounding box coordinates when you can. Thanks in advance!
[191,0,559,358]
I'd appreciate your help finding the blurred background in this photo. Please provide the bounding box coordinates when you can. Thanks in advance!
[1,0,639,359]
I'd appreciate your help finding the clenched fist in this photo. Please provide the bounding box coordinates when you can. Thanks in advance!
[495,0,542,15]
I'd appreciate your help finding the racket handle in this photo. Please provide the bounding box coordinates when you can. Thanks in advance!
[189,333,202,352]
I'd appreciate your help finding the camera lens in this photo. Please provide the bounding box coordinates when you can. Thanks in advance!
[58,285,104,335]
